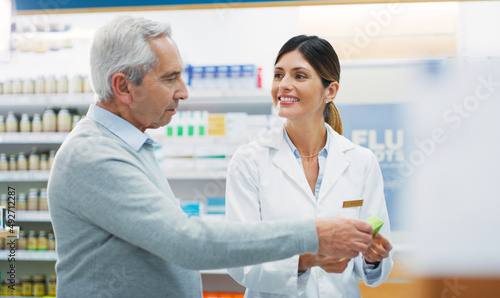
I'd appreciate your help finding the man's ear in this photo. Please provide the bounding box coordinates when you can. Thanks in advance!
[111,73,133,105]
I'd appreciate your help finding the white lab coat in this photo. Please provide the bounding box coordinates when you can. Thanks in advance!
[226,123,393,298]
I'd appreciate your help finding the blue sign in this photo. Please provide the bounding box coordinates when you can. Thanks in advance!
[339,103,409,231]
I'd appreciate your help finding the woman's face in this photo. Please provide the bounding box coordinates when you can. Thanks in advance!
[272,50,336,124]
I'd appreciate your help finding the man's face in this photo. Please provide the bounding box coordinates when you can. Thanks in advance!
[128,36,188,132]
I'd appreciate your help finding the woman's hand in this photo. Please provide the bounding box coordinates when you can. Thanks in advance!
[299,253,351,273]
[362,233,393,266]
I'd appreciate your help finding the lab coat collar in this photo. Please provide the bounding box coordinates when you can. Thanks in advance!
[320,126,353,202]
[257,122,356,153]
[259,123,356,203]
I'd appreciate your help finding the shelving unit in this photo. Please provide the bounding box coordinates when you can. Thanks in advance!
[0,132,70,144]
[0,171,51,182]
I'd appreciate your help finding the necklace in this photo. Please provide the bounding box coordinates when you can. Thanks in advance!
[299,151,321,158]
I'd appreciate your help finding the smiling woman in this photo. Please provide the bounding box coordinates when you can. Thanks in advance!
[226,35,394,298]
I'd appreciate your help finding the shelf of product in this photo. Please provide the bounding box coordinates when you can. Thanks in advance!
[0,89,270,106]
[1,273,57,296]
[0,146,56,169]
[0,73,93,96]
[13,211,51,222]
[165,170,227,180]
[0,108,84,134]
[0,227,56,256]
[0,188,49,212]
[187,64,261,91]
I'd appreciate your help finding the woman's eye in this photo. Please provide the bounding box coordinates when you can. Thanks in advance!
[274,73,283,79]
[296,74,307,79]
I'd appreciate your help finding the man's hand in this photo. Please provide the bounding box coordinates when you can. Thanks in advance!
[315,217,373,259]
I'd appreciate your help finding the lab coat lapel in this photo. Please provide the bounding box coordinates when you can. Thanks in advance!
[272,136,316,202]
[320,127,353,200]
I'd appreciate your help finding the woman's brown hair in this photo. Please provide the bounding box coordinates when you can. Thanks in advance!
[275,35,343,135]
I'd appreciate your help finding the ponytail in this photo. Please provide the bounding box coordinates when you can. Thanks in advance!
[324,102,343,135]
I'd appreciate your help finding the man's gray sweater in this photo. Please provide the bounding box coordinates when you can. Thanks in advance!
[47,110,318,297]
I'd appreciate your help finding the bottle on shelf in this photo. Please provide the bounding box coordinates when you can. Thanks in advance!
[22,78,35,94]
[57,75,69,94]
[71,75,83,93]
[48,274,57,296]
[22,275,33,296]
[40,154,49,171]
[32,113,43,133]
[47,232,55,250]
[57,108,72,132]
[27,189,39,211]
[20,113,31,132]
[11,79,22,95]
[5,111,18,132]
[48,150,56,169]
[17,152,28,171]
[33,274,46,296]
[3,79,12,94]
[38,230,48,251]
[35,75,45,94]
[42,109,57,132]
[45,75,56,94]
[17,192,27,211]
[27,230,37,250]
[17,230,26,250]
[8,154,16,171]
[14,279,22,296]
[0,153,7,171]
[39,188,48,211]
[29,147,40,171]
[0,115,5,132]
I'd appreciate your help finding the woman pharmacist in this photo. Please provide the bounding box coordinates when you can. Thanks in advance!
[226,35,393,297]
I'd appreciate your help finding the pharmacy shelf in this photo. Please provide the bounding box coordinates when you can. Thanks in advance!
[0,250,56,261]
[187,89,271,103]
[0,171,50,182]
[164,170,227,180]
[0,132,70,144]
[0,89,271,107]
[178,89,273,114]
[0,169,228,182]
[16,211,51,222]
[0,296,54,298]
[0,93,93,107]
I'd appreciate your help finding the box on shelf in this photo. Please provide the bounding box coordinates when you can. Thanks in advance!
[206,197,225,215]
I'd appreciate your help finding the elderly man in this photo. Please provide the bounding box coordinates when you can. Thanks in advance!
[48,16,373,297]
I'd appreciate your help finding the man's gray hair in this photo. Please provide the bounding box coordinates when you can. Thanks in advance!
[90,16,172,103]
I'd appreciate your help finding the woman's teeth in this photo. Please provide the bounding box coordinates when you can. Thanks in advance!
[280,97,299,102]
